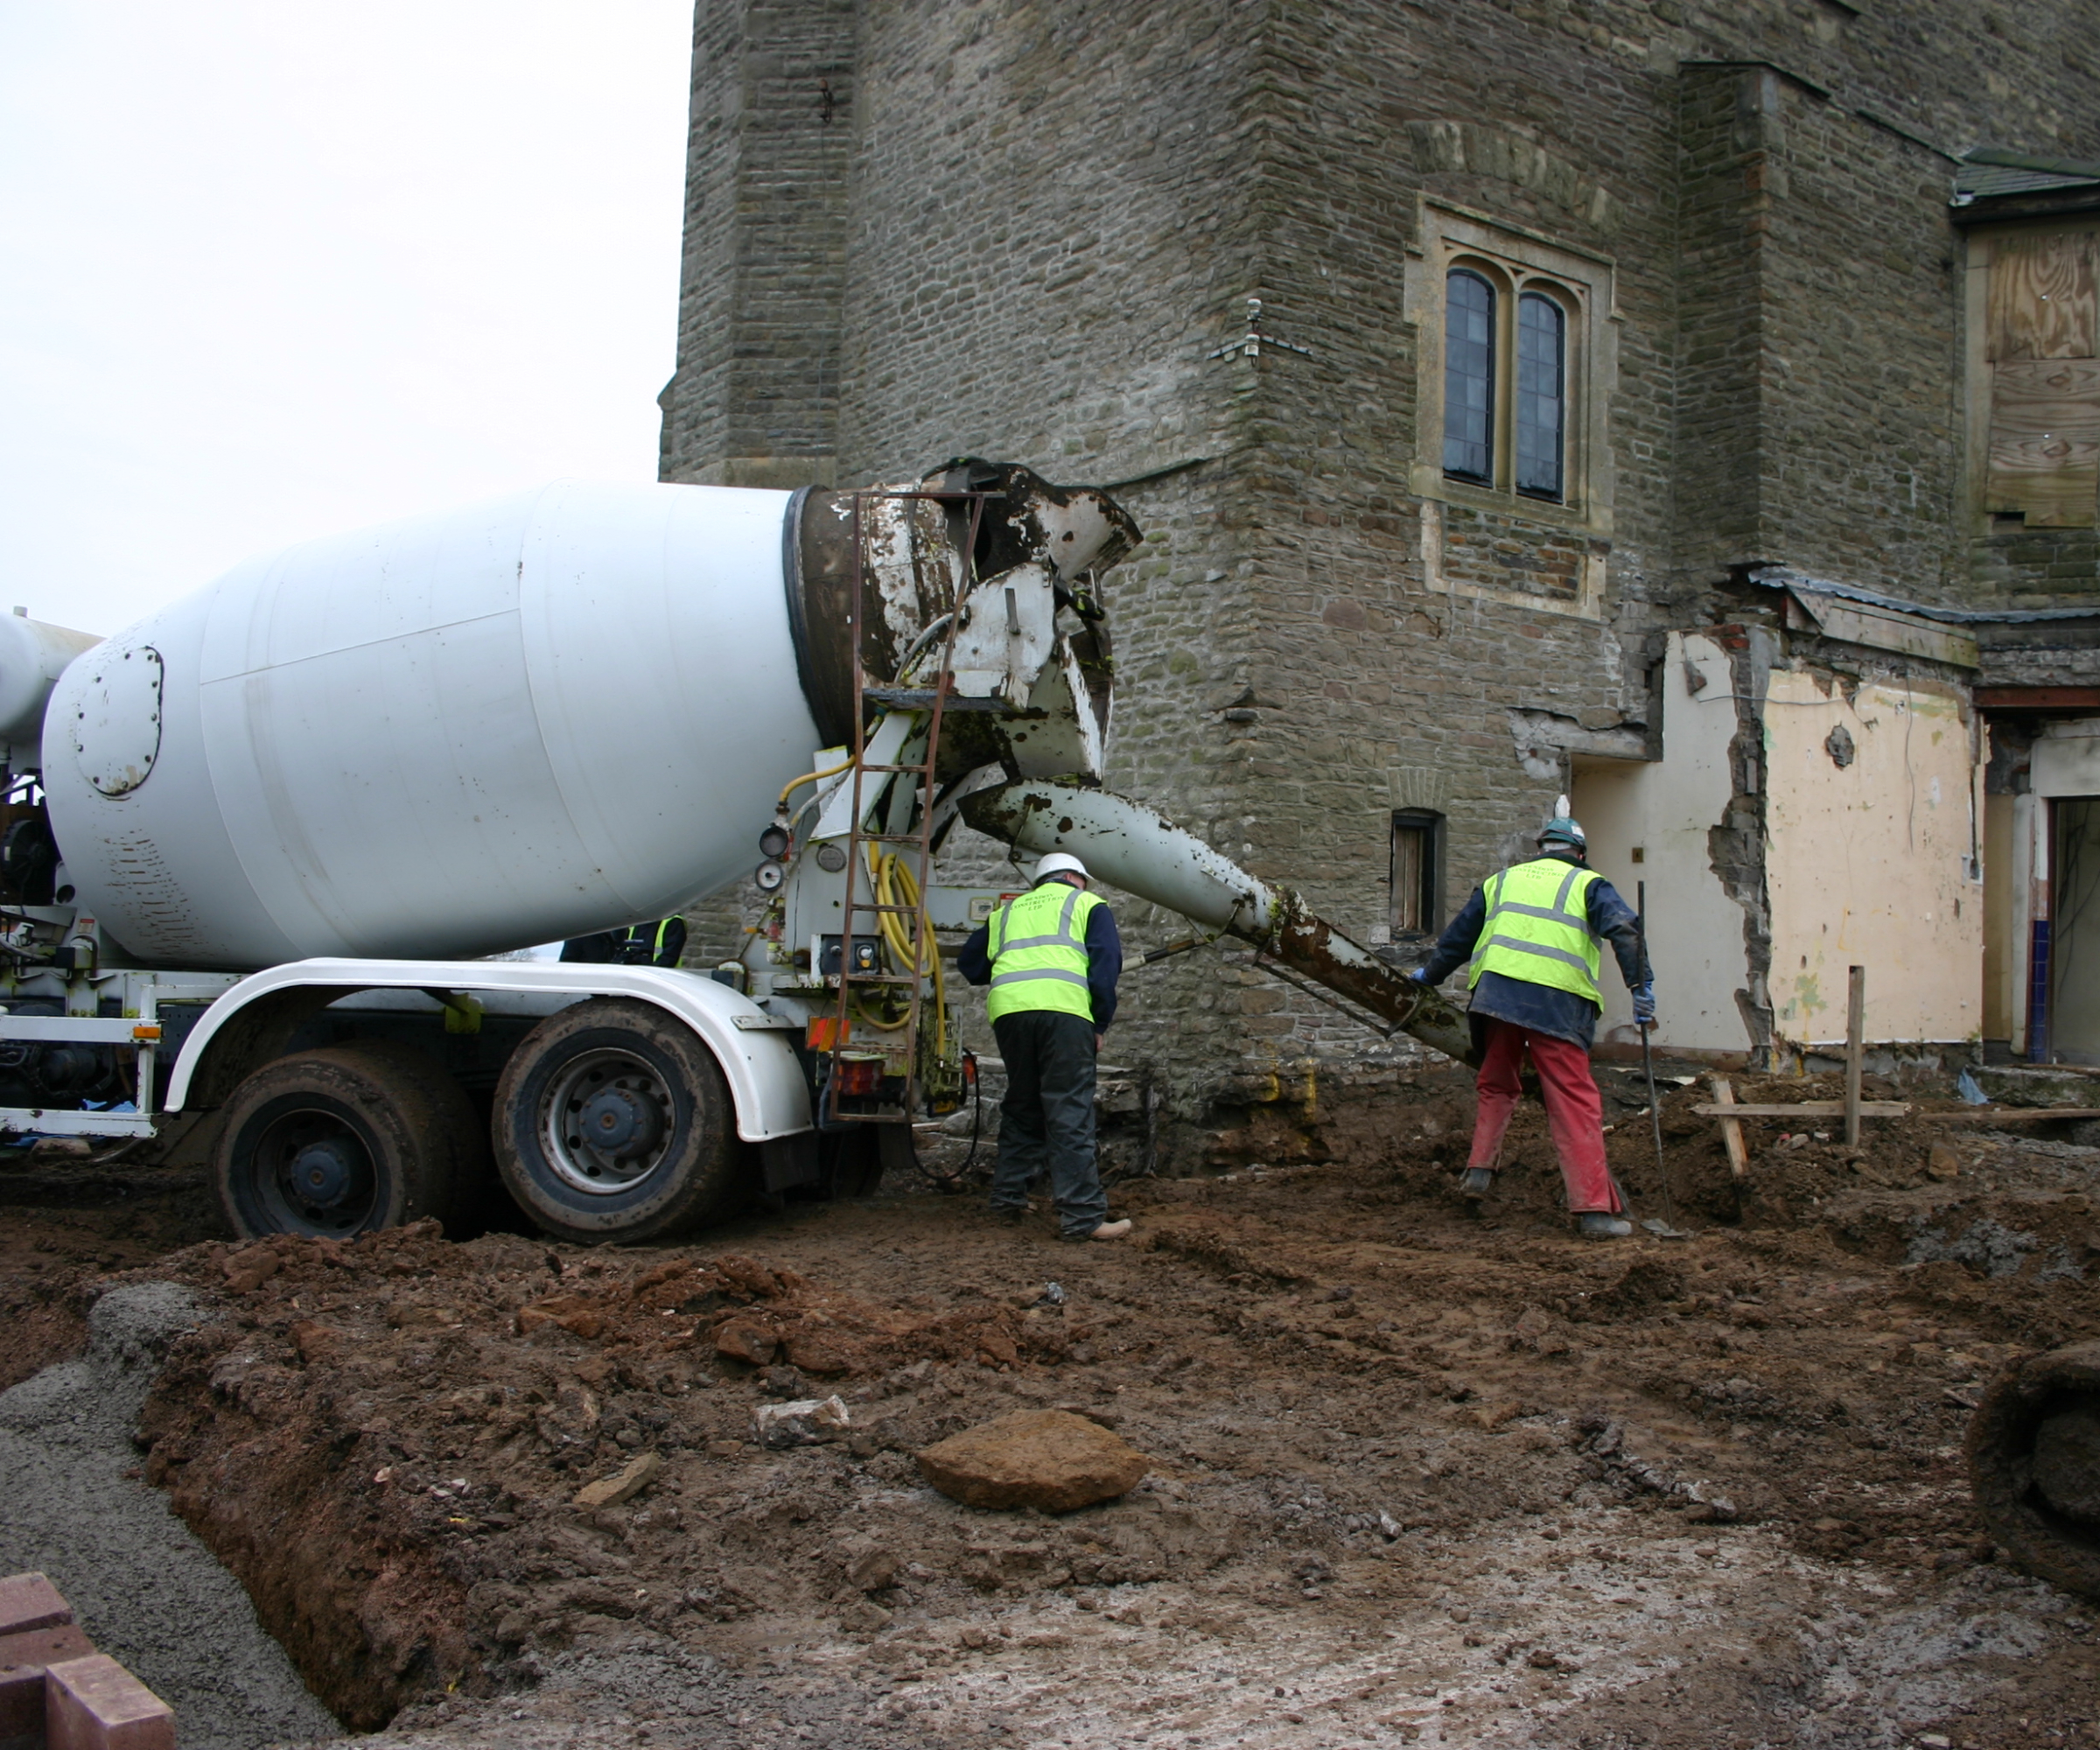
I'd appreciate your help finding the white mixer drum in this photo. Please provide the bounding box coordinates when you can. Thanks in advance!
[44,481,815,970]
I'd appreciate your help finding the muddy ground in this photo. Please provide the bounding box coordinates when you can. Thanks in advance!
[4,1065,2100,1749]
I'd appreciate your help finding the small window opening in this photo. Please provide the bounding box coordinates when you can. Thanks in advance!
[1515,292,1565,500]
[1390,809,1446,938]
[1442,271,1494,482]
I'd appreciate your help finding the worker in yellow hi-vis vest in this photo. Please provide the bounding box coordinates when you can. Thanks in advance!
[1410,805,1653,1240]
[958,853,1132,1242]
[558,917,687,967]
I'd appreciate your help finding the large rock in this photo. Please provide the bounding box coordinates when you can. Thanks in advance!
[916,1410,1149,1512]
[752,1395,851,1448]
[573,1449,662,1509]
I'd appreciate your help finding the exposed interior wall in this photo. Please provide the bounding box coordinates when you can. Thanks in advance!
[1763,670,1984,1045]
[2056,796,2100,1065]
[1571,632,1750,1054]
[2034,719,2100,797]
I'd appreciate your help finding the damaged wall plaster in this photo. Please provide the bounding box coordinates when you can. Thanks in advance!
[1572,632,1755,1053]
[1508,707,1650,782]
[1765,671,1983,1046]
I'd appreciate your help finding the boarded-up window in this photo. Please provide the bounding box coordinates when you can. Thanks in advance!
[1390,809,1446,938]
[1985,231,2100,528]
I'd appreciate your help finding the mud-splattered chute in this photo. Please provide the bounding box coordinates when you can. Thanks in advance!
[958,780,1474,1063]
[1969,1340,2100,1600]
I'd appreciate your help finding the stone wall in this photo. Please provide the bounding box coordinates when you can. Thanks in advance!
[659,0,856,489]
[662,0,2100,1132]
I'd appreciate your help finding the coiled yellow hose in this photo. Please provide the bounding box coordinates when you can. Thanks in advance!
[857,844,948,1054]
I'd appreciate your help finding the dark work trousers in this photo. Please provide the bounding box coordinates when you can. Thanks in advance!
[989,1011,1109,1238]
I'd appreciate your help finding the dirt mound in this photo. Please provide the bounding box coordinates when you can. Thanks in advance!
[0,1163,225,1391]
[9,1069,2100,1746]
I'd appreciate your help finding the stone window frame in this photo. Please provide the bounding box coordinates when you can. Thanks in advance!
[1389,808,1447,940]
[1407,202,1619,619]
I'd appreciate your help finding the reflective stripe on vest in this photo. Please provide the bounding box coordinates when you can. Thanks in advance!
[622,920,675,962]
[1467,858,1604,1004]
[985,881,1101,1023]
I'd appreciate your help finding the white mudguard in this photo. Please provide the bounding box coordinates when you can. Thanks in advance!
[165,958,813,1141]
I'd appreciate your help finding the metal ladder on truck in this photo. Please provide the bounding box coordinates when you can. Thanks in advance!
[821,487,989,1147]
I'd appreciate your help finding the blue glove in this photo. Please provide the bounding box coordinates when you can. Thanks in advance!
[1408,968,1432,986]
[1631,981,1656,1026]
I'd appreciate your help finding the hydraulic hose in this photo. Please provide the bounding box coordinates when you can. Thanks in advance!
[861,845,948,1054]
[776,754,854,815]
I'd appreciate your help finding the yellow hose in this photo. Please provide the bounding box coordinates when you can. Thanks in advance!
[776,752,853,814]
[863,844,948,1054]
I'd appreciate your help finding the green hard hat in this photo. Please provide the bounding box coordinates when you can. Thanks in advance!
[1537,795,1586,850]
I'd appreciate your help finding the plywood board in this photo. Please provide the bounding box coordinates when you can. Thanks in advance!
[1987,231,2098,360]
[1793,593,1980,668]
[1986,357,2100,527]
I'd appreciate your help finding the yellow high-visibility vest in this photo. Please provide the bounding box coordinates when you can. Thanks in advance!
[1468,858,1603,1004]
[985,882,1102,1024]
[621,920,677,962]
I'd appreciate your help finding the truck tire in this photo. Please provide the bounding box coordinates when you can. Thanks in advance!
[492,998,742,1244]
[214,1040,479,1240]
[1969,1340,2100,1600]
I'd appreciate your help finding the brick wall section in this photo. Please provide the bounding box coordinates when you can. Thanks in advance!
[662,0,2100,1123]
[0,1573,174,1750]
[46,1655,175,1750]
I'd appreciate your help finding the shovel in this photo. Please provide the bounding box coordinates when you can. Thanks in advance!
[1635,880,1691,1240]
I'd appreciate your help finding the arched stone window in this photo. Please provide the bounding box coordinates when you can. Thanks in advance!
[1442,270,1495,482]
[1516,291,1566,501]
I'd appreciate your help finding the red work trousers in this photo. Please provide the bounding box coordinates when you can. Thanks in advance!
[1465,1018,1621,1214]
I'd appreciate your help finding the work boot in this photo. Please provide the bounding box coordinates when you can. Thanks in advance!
[1578,1213,1634,1240]
[991,1201,1032,1225]
[1072,1218,1132,1242]
[1459,1167,1494,1199]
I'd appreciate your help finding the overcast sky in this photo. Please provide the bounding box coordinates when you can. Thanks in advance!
[0,2,693,637]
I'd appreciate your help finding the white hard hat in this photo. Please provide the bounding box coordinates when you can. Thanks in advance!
[1032,851,1090,885]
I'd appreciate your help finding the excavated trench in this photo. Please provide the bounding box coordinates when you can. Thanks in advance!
[6,1068,2100,1749]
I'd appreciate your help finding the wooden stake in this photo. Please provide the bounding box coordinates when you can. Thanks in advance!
[1709,1075,1750,1179]
[1844,964,1866,1149]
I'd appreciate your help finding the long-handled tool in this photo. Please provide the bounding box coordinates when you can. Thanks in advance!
[1635,880,1690,1238]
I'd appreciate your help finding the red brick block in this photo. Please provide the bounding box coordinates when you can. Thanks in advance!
[0,1573,72,1638]
[0,1623,94,1740]
[45,1655,174,1750]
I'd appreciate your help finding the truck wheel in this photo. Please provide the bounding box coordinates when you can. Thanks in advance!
[1969,1340,2100,1600]
[493,998,740,1244]
[214,1040,478,1239]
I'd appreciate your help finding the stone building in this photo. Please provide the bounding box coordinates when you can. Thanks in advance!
[659,0,2100,1131]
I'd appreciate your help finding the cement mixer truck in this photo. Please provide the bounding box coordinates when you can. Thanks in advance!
[9,460,1467,1246]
